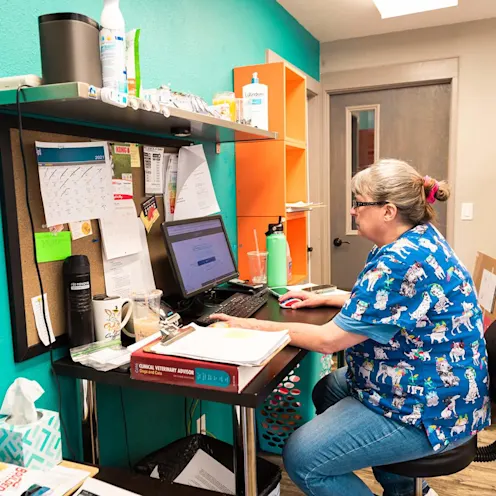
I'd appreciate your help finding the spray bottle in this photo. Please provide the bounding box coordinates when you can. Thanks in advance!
[100,0,127,101]
[266,217,288,288]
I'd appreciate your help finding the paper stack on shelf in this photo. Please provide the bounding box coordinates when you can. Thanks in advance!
[0,462,91,496]
[286,201,324,213]
[150,323,290,367]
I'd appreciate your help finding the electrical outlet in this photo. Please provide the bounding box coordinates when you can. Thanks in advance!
[461,203,474,221]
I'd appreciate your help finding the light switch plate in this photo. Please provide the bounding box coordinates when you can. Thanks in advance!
[461,202,474,221]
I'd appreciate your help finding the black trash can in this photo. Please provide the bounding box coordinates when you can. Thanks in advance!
[135,434,281,495]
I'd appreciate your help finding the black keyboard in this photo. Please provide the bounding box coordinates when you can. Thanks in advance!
[195,291,269,326]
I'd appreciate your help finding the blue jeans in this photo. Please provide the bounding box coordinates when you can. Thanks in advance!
[283,367,469,496]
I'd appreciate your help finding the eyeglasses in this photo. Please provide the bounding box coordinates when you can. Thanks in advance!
[352,200,389,209]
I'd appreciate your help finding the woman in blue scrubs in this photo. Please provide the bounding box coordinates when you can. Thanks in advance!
[212,159,490,496]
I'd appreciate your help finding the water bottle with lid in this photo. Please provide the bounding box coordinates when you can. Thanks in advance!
[266,217,288,288]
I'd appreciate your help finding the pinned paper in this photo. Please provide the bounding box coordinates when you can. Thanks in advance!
[110,143,134,200]
[31,294,56,346]
[174,145,220,221]
[48,224,65,234]
[130,143,141,168]
[69,220,93,240]
[35,141,114,227]
[164,154,178,222]
[140,196,160,233]
[99,199,141,260]
[35,232,71,263]
[103,218,156,298]
[144,146,166,194]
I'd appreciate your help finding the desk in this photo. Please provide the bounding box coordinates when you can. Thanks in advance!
[53,297,339,495]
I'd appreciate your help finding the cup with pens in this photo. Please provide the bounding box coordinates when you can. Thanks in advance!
[247,229,268,285]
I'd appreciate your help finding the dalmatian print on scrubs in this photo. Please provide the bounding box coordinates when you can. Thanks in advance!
[340,223,490,451]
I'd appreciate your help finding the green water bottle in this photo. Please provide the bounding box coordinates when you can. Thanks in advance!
[266,217,288,288]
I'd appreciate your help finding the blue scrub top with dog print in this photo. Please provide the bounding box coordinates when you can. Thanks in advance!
[339,223,490,451]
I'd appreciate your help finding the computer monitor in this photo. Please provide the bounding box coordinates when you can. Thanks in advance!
[161,215,238,298]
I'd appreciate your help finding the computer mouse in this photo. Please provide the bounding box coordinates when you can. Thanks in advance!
[279,298,302,309]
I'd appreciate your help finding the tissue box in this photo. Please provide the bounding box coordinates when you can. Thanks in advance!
[0,409,62,470]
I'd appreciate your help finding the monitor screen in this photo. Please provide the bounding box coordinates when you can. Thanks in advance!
[162,216,238,298]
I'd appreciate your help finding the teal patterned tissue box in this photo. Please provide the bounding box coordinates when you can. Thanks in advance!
[0,409,62,469]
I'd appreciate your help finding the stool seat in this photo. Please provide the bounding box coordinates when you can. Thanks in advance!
[379,436,477,478]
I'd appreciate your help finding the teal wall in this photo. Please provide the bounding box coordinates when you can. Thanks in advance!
[0,0,319,466]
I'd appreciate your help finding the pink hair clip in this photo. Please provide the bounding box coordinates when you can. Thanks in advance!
[423,175,439,204]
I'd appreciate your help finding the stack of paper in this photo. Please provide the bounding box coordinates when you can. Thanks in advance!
[0,462,90,496]
[286,201,324,213]
[151,323,290,367]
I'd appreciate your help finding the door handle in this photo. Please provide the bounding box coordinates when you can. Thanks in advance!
[333,238,350,247]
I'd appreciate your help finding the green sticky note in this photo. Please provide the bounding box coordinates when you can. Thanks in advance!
[35,232,72,263]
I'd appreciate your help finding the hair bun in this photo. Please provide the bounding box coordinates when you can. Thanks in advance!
[424,176,450,203]
[433,180,450,202]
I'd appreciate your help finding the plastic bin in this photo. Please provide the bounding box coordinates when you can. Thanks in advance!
[257,352,333,454]
[134,433,281,495]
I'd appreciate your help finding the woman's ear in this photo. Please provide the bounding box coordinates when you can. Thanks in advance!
[384,203,398,222]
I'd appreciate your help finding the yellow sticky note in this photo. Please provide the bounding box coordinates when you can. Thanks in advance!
[130,143,141,168]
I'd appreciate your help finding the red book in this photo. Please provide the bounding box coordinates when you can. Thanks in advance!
[130,340,263,393]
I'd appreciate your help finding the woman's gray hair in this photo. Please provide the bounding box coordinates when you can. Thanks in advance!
[351,159,450,225]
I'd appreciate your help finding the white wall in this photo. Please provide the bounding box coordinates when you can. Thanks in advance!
[321,19,496,271]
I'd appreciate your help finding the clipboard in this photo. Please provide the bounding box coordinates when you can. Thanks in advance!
[142,325,291,368]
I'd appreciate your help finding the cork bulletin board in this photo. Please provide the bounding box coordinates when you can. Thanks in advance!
[1,124,179,361]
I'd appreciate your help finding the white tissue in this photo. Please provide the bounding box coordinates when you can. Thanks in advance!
[0,378,44,425]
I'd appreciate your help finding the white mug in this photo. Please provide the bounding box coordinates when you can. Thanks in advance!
[92,295,132,341]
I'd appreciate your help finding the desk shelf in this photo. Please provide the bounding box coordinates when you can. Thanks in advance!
[0,82,278,144]
[53,347,308,409]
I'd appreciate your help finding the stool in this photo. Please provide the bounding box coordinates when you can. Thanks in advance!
[377,436,477,496]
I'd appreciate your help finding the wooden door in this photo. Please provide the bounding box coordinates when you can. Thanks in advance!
[330,84,451,289]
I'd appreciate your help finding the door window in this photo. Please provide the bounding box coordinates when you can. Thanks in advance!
[346,105,380,233]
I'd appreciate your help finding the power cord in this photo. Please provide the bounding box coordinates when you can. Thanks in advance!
[16,86,77,460]
[119,387,133,470]
[184,398,188,436]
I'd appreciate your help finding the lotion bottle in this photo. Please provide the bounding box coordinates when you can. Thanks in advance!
[243,72,268,130]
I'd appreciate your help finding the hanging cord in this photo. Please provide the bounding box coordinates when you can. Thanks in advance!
[16,86,77,460]
[119,387,133,470]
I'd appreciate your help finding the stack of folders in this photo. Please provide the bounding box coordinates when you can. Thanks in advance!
[130,324,290,393]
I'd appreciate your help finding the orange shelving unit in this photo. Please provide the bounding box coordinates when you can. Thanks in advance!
[234,62,308,284]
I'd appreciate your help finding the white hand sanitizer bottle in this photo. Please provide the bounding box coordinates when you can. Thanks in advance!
[243,72,269,130]
[100,0,127,105]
